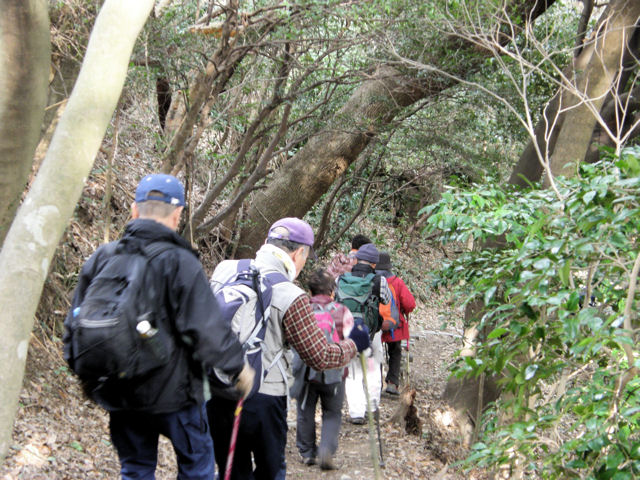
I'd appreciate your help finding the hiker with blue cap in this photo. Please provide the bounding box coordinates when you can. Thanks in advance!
[207,217,371,479]
[64,173,254,480]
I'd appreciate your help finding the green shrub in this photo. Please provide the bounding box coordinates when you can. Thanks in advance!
[422,148,640,478]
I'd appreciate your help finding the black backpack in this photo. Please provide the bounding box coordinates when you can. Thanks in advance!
[67,240,176,382]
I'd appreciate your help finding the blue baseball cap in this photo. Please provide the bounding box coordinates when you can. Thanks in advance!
[135,174,185,207]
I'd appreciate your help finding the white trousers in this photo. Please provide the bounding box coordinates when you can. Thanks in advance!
[345,332,383,419]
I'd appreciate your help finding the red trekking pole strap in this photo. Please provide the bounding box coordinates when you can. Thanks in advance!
[224,397,244,480]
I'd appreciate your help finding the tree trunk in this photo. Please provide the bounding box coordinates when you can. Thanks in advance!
[0,0,154,462]
[545,0,640,183]
[235,65,427,256]
[0,0,50,247]
[507,89,563,188]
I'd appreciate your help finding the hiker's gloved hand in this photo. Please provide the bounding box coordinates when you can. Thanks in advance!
[348,319,371,352]
[235,363,255,399]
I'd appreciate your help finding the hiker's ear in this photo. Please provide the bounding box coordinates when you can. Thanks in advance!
[291,246,309,279]
[132,202,140,219]
[169,206,183,230]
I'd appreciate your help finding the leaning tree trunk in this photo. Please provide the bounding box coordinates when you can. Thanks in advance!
[0,0,50,247]
[444,0,640,448]
[235,66,427,256]
[545,0,640,183]
[0,0,154,462]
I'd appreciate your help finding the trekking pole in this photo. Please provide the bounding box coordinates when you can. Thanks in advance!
[224,397,244,480]
[360,353,382,480]
[377,362,385,468]
[375,399,385,468]
[405,313,411,388]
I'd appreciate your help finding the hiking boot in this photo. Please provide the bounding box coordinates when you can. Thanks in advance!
[319,450,338,471]
[301,456,316,466]
[385,382,400,395]
[348,416,365,425]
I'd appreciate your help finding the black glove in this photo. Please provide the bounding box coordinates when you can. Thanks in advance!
[348,319,371,352]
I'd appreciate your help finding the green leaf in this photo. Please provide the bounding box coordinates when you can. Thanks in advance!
[69,441,84,452]
[558,261,571,286]
[520,271,535,281]
[612,472,632,480]
[533,258,551,270]
[583,189,597,204]
[484,285,497,304]
[488,327,508,339]
[563,316,579,340]
[566,291,581,311]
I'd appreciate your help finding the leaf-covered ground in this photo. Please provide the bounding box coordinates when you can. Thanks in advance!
[1,243,484,480]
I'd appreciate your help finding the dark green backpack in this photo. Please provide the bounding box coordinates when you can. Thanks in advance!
[336,272,380,338]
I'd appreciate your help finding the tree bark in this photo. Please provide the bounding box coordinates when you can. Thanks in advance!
[235,65,427,256]
[507,89,564,187]
[585,86,640,164]
[0,0,154,462]
[545,0,640,183]
[0,0,50,247]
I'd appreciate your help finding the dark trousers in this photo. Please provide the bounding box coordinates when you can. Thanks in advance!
[296,381,345,460]
[109,403,215,480]
[385,340,403,386]
[207,393,287,480]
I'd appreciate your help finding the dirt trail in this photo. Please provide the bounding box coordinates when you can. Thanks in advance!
[285,304,468,480]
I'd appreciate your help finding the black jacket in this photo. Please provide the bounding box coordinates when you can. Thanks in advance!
[63,219,244,413]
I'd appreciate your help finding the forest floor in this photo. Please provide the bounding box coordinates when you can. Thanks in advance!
[0,242,486,480]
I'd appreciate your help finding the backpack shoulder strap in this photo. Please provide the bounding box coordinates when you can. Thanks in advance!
[310,301,323,313]
[325,301,340,314]
[236,258,253,273]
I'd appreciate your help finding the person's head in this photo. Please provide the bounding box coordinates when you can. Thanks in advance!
[266,217,315,278]
[355,242,379,267]
[132,174,185,231]
[351,234,372,251]
[376,252,392,272]
[307,268,335,297]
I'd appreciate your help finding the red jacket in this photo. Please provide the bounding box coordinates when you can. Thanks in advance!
[381,275,415,343]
